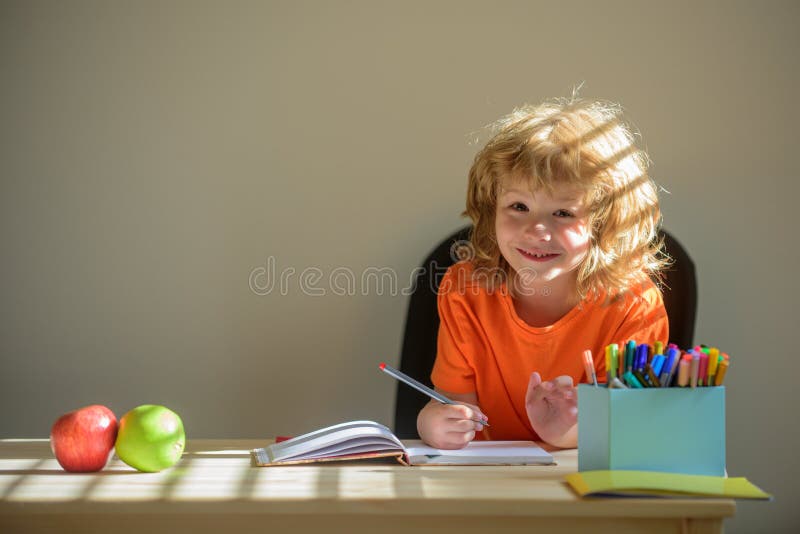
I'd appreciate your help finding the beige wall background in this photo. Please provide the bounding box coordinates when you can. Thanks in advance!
[2,0,798,531]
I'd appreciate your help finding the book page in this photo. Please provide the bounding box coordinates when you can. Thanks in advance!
[265,421,404,462]
[404,440,554,465]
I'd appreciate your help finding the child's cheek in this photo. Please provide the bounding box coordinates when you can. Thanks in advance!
[563,222,591,250]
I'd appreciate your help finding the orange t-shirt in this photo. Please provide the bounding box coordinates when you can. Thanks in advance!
[431,261,669,441]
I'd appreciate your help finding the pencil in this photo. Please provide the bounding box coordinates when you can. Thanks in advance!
[379,363,489,426]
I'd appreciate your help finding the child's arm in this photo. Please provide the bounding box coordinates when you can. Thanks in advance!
[417,390,488,450]
[524,372,577,448]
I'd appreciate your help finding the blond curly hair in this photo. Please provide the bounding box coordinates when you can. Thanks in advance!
[464,97,669,300]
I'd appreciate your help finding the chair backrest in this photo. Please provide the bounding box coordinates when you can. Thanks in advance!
[393,226,697,438]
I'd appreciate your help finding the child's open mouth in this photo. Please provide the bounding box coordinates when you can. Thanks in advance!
[517,248,559,262]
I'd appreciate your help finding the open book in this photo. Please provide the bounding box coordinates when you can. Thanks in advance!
[251,420,555,466]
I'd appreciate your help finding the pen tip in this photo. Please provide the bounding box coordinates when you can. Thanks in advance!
[379,362,386,370]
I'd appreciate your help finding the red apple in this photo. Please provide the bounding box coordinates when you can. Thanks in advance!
[50,405,118,472]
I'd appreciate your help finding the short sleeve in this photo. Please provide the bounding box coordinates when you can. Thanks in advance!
[612,281,670,346]
[430,267,479,394]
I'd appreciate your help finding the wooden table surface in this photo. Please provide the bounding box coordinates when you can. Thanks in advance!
[0,439,735,534]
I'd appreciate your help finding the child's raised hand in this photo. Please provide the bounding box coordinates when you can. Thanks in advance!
[525,372,578,448]
[416,399,487,450]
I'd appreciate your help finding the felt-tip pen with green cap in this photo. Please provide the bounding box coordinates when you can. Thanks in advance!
[622,371,644,388]
[624,340,635,373]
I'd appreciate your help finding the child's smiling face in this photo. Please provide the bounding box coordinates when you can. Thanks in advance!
[495,178,592,290]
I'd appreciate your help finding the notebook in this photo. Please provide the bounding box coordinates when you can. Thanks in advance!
[250,420,555,466]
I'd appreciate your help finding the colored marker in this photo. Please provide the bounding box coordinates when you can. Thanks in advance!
[606,345,614,386]
[633,369,650,388]
[635,344,648,372]
[614,344,621,379]
[677,354,690,387]
[636,344,648,368]
[645,363,661,387]
[583,349,598,386]
[707,347,720,386]
[651,354,666,378]
[609,377,628,389]
[624,341,635,373]
[622,371,644,388]
[610,343,619,378]
[690,351,700,388]
[654,341,664,357]
[698,352,709,387]
[715,359,729,386]
[379,363,489,426]
[660,348,680,387]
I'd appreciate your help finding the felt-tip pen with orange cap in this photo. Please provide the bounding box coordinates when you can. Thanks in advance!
[677,354,691,387]
[582,350,598,386]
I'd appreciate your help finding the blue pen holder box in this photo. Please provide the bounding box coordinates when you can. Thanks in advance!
[577,385,725,476]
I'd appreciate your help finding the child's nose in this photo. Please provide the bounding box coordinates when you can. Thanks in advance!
[526,221,551,240]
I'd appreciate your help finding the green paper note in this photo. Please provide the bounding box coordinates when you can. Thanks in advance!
[566,470,771,500]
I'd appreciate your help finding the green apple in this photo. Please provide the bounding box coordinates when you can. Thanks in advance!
[115,405,185,472]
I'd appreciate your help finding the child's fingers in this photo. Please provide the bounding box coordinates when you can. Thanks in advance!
[539,376,576,399]
[548,384,578,422]
[449,403,488,426]
[551,375,574,388]
[525,372,544,405]
[448,403,474,420]
[529,371,543,389]
[445,418,482,433]
[437,405,482,448]
[546,387,577,404]
[528,372,569,403]
[527,373,579,407]
[453,417,485,432]
[445,429,476,445]
[550,386,577,402]
[561,402,578,423]
[544,375,574,395]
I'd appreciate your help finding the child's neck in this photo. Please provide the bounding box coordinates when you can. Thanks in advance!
[509,272,581,328]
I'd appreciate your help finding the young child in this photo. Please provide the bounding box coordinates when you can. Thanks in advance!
[417,97,669,450]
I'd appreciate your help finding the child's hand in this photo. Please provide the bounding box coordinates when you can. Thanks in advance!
[417,399,487,450]
[525,372,578,448]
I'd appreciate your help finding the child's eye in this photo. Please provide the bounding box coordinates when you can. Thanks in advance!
[510,202,529,212]
[554,209,574,218]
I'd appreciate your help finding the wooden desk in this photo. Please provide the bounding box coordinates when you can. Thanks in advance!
[0,439,734,534]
